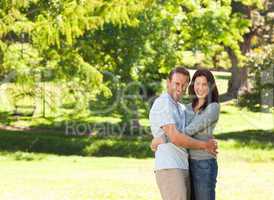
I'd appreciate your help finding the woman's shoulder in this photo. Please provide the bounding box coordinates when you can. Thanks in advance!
[207,102,220,108]
[205,102,220,113]
[185,102,220,113]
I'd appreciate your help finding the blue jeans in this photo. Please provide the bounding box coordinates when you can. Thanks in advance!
[189,158,218,200]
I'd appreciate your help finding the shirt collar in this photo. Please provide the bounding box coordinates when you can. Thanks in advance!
[165,92,179,106]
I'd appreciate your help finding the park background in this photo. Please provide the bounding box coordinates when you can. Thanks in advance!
[0,0,273,199]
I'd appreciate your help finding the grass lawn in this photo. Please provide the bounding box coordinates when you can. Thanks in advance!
[0,104,273,200]
[0,70,273,199]
[0,152,274,200]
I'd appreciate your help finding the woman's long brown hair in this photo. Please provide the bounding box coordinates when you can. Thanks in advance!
[188,69,219,111]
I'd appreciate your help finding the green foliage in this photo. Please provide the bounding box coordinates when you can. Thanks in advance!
[0,0,152,116]
[238,44,274,110]
[0,0,271,118]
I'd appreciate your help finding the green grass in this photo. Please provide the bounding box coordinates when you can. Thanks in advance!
[0,126,273,161]
[0,129,153,158]
[0,104,273,199]
[0,70,273,199]
[216,102,274,133]
[0,153,274,200]
[0,155,160,200]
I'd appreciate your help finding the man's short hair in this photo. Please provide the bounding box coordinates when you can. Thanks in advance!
[168,67,190,81]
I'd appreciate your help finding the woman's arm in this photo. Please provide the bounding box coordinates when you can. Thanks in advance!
[150,137,165,151]
[150,103,220,152]
[151,124,218,155]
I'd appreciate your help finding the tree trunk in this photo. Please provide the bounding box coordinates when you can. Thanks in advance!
[225,4,257,98]
[226,28,255,98]
[226,52,250,97]
[225,47,249,97]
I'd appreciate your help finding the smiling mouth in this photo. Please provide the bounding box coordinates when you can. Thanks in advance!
[197,93,207,99]
[196,90,204,95]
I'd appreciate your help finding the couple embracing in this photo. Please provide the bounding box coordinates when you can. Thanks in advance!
[149,67,220,200]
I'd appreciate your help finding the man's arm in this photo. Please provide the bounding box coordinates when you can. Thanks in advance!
[185,103,220,136]
[162,124,217,155]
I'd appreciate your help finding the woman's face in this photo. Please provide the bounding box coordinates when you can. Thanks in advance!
[194,75,209,99]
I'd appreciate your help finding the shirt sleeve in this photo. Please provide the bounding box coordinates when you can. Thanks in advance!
[149,97,176,137]
[185,104,195,127]
[185,103,220,136]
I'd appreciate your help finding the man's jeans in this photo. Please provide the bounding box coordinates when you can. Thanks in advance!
[189,158,218,200]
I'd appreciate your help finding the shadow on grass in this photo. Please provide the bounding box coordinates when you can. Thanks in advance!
[0,110,123,132]
[0,109,154,158]
[0,129,153,158]
[1,128,274,159]
[219,93,235,103]
[216,129,274,150]
[0,151,47,161]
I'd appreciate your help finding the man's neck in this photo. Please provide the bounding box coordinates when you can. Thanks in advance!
[167,91,179,103]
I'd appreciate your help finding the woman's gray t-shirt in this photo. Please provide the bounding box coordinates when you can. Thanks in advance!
[185,102,220,160]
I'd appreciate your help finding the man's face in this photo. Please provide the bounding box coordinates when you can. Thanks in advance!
[167,73,189,102]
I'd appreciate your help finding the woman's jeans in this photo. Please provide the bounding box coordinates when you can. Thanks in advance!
[189,158,218,200]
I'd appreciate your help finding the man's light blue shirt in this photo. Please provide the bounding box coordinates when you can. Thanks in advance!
[149,93,189,170]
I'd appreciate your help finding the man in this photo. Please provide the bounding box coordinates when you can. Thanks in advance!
[149,67,217,200]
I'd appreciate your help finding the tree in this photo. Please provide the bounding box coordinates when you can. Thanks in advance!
[165,0,271,99]
[238,0,274,110]
[83,1,179,132]
[0,0,152,117]
[225,0,271,97]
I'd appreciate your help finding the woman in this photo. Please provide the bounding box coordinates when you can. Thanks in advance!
[151,69,220,200]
